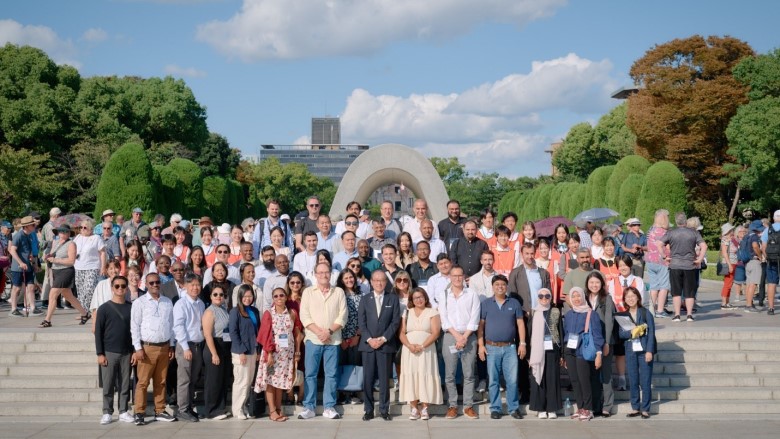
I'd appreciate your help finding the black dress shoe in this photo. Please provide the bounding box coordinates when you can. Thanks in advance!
[380,412,392,421]
[600,412,611,418]
[363,412,374,421]
[510,410,523,419]
[490,411,502,419]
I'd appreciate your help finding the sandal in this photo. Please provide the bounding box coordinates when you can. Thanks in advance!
[39,320,52,328]
[79,312,91,325]
[269,411,286,422]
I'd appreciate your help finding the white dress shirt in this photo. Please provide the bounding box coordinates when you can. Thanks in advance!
[403,217,440,244]
[439,287,480,333]
[262,271,289,314]
[130,293,175,350]
[427,272,450,309]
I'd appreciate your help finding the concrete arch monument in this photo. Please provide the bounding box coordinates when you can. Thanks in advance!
[329,143,449,222]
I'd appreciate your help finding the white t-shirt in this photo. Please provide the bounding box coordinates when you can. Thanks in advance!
[73,234,105,270]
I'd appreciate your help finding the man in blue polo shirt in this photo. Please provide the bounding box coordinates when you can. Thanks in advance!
[477,274,526,420]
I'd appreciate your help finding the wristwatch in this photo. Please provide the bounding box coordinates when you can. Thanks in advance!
[328,328,334,335]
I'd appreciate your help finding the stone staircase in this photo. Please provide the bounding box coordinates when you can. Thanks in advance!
[1,327,778,417]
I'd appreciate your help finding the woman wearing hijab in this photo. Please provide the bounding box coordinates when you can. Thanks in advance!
[563,287,604,421]
[528,288,563,419]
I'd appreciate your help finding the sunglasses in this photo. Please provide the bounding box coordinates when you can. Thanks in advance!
[211,293,225,298]
[538,294,552,299]
[309,203,320,207]
[345,221,358,226]
[396,278,409,283]
[112,284,128,289]
[217,250,229,254]
[273,294,286,299]
[147,280,161,286]
[289,281,302,285]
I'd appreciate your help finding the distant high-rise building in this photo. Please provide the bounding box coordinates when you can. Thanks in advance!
[311,117,341,145]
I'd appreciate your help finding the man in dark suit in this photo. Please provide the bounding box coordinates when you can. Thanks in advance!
[358,270,401,421]
[160,261,186,305]
[507,241,551,404]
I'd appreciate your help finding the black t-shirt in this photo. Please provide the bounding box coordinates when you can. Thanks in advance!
[95,301,133,355]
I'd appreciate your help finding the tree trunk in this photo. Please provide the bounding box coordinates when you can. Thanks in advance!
[728,184,741,223]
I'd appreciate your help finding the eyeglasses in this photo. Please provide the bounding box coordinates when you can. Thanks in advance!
[289,281,302,285]
[112,284,127,289]
[413,296,425,301]
[538,294,552,300]
[273,294,286,299]
[309,203,320,207]
[147,280,161,286]
[217,250,229,254]
[211,293,225,298]
[396,278,409,283]
[345,221,358,226]
[103,227,112,230]
[81,226,90,230]
[349,264,361,268]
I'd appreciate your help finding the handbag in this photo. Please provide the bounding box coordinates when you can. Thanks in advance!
[292,360,304,387]
[581,310,598,361]
[337,364,363,391]
[716,261,730,276]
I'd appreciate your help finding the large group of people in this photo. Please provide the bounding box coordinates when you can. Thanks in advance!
[4,195,773,426]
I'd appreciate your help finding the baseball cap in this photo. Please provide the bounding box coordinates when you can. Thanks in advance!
[132,207,143,214]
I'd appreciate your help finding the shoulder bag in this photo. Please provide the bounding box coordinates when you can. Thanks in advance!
[580,310,598,361]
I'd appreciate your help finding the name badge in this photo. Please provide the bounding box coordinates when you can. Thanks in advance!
[418,279,428,287]
[566,334,579,349]
[276,333,289,348]
[222,332,231,342]
[632,338,643,352]
[544,335,553,351]
[448,345,462,354]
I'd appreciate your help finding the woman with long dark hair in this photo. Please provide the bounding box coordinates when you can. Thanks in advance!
[619,286,655,419]
[202,285,231,419]
[201,261,236,308]
[228,284,261,419]
[585,271,616,418]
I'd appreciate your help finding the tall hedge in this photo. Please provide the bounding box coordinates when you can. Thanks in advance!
[548,184,569,217]
[166,158,203,219]
[567,183,588,219]
[230,179,248,221]
[154,164,183,215]
[202,176,229,223]
[634,161,687,227]
[533,185,555,220]
[94,142,160,222]
[605,155,651,209]
[584,165,615,210]
[618,174,645,219]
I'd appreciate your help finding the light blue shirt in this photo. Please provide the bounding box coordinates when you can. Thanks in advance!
[317,232,338,253]
[173,294,205,350]
[761,223,780,243]
[525,266,543,309]
[333,250,359,272]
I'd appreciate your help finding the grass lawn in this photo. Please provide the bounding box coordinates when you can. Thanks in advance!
[701,250,722,281]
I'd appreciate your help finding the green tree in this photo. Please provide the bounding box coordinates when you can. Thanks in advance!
[0,144,65,218]
[430,157,468,186]
[725,48,780,214]
[154,164,183,215]
[617,174,645,219]
[626,35,754,200]
[553,122,595,181]
[584,165,615,209]
[634,161,688,227]
[94,142,160,221]
[166,158,203,218]
[236,157,336,215]
[592,102,636,161]
[605,155,651,209]
[195,132,241,178]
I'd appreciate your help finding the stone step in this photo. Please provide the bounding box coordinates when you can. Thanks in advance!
[652,374,780,387]
[656,329,780,342]
[0,402,101,417]
[2,352,97,365]
[33,332,95,342]
[0,376,97,389]
[656,340,780,351]
[4,364,97,377]
[24,342,95,353]
[0,389,101,403]
[655,362,780,374]
[655,351,780,363]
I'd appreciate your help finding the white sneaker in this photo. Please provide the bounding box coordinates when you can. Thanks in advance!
[323,407,341,419]
[548,412,558,419]
[538,412,547,419]
[298,408,316,419]
[118,412,134,423]
[213,413,229,420]
[100,414,112,425]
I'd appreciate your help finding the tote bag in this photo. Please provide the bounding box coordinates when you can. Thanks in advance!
[337,365,363,391]
[581,310,598,361]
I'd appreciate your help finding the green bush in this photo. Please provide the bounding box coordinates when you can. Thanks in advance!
[166,158,203,219]
[94,142,160,221]
[618,174,645,219]
[634,161,687,227]
[548,184,569,217]
[605,155,651,209]
[533,185,556,220]
[568,184,588,219]
[231,180,248,222]
[584,165,615,210]
[202,176,229,223]
[154,164,182,215]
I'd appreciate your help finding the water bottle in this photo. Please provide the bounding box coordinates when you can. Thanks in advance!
[564,398,573,417]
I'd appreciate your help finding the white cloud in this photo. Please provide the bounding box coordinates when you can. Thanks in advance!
[0,19,80,68]
[81,28,108,43]
[292,135,311,145]
[163,64,207,78]
[196,0,567,60]
[341,53,619,176]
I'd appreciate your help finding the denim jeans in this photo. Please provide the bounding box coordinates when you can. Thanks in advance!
[486,343,519,413]
[303,341,339,410]
[625,350,653,413]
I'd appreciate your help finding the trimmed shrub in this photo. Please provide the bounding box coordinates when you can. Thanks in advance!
[154,164,182,215]
[533,185,556,220]
[567,184,588,219]
[634,161,687,227]
[94,142,160,222]
[605,155,651,209]
[247,184,267,219]
[166,158,203,219]
[548,184,569,217]
[584,165,615,210]
[618,174,645,219]
[202,176,229,224]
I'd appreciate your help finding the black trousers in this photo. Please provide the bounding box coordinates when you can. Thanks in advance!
[202,338,231,418]
[362,350,392,414]
[565,349,600,411]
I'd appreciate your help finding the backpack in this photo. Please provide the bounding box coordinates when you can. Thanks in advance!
[766,227,780,262]
[737,235,754,264]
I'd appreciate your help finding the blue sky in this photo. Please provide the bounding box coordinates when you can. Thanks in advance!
[2,0,777,177]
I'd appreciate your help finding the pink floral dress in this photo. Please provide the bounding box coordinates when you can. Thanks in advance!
[254,309,296,391]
